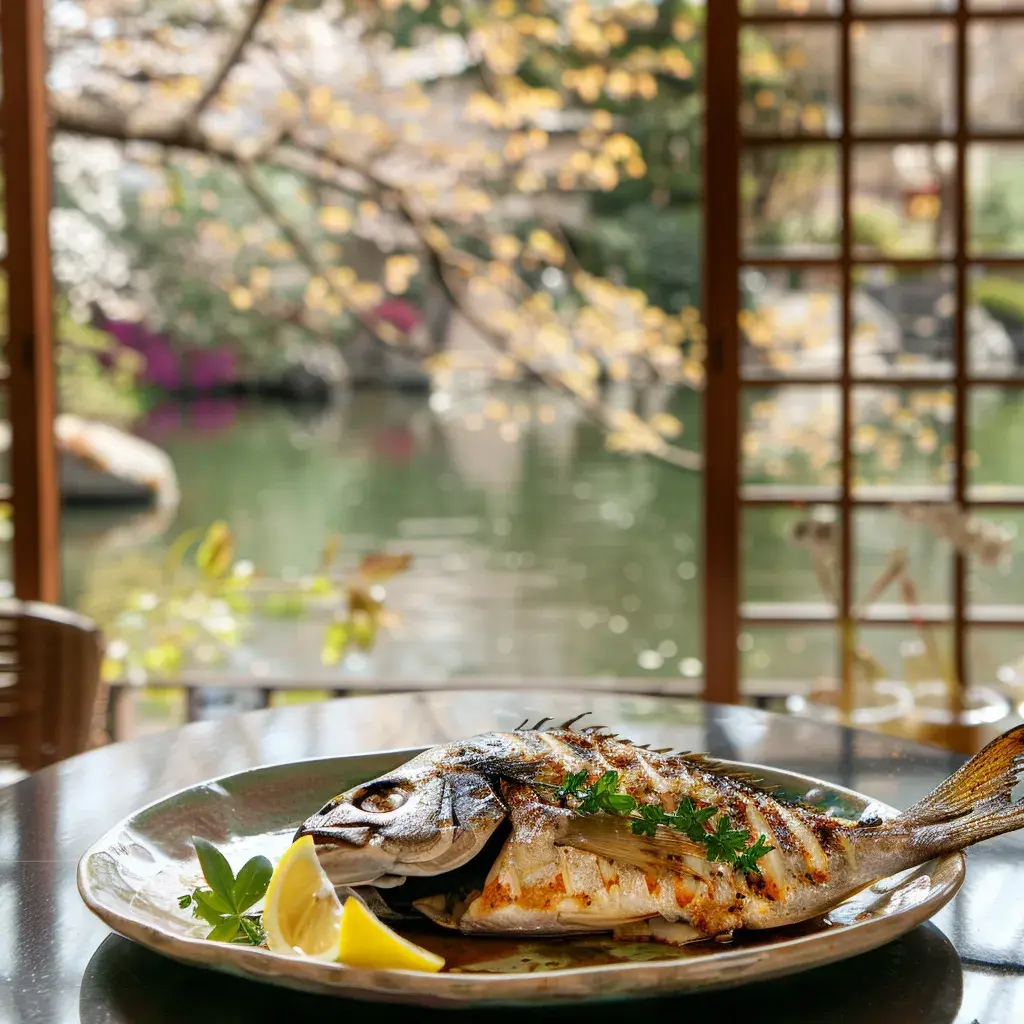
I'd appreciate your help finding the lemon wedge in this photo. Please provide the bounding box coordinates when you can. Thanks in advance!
[262,835,343,960]
[338,894,445,973]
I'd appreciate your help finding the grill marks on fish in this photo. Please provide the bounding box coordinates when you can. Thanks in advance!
[459,782,707,936]
[457,746,847,941]
[300,721,1024,946]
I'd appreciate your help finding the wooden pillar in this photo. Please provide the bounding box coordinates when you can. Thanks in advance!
[1,0,60,602]
[702,1,741,704]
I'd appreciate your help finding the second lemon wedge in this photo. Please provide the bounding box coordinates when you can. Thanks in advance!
[338,895,445,973]
[262,835,343,959]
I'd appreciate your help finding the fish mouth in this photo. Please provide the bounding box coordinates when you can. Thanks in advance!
[312,839,399,887]
[298,826,373,846]
[296,824,399,886]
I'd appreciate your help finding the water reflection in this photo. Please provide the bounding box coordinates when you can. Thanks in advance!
[79,923,962,1024]
[55,387,1024,730]
[63,392,704,693]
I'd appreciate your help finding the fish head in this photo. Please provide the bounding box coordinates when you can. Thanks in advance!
[295,746,507,886]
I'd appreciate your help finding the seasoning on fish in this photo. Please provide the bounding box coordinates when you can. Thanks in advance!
[295,716,1024,945]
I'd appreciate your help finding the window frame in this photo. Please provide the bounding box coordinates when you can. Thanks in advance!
[708,0,1024,708]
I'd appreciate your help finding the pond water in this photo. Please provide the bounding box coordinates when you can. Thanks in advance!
[57,386,1024,728]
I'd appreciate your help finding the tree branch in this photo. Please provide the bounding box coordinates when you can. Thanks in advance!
[234,162,410,350]
[397,199,701,472]
[235,162,322,270]
[50,98,703,472]
[186,0,275,128]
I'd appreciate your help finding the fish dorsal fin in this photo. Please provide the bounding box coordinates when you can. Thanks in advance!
[675,752,771,791]
[513,713,594,732]
[555,814,710,880]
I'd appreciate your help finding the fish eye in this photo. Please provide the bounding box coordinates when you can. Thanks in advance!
[358,786,408,812]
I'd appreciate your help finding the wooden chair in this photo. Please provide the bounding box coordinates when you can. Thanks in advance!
[0,601,103,772]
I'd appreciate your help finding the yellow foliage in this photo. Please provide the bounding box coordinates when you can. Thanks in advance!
[651,413,684,438]
[276,91,303,117]
[603,133,634,161]
[328,266,357,290]
[606,69,633,100]
[196,522,234,580]
[672,16,696,42]
[503,134,528,161]
[305,276,329,308]
[350,281,384,308]
[661,48,694,78]
[570,150,594,173]
[308,85,333,123]
[384,255,420,295]
[264,239,295,260]
[491,234,522,261]
[479,22,524,75]
[228,285,253,311]
[591,155,620,190]
[318,206,354,233]
[635,73,658,100]
[604,23,627,47]
[514,169,545,192]
[526,228,565,265]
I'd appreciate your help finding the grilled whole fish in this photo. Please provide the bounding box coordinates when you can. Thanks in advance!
[295,717,1024,944]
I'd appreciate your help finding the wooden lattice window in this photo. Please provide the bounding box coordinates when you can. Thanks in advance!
[705,0,1024,730]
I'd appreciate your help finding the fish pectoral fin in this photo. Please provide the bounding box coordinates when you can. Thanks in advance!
[612,919,708,946]
[555,912,656,930]
[556,814,709,877]
[413,894,470,930]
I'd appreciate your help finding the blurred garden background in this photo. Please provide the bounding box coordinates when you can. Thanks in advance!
[4,0,1023,740]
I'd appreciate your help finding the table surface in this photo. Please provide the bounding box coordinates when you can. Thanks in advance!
[1,689,1020,1024]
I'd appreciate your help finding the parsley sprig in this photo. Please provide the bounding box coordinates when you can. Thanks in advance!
[552,770,774,874]
[178,836,273,944]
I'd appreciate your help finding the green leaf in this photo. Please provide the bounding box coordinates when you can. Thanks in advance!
[192,837,237,910]
[177,894,192,909]
[237,916,266,945]
[192,888,233,926]
[638,804,668,824]
[667,798,717,843]
[630,818,658,837]
[703,814,752,865]
[206,918,242,943]
[555,770,588,801]
[736,835,775,874]
[603,793,637,814]
[232,856,273,913]
[321,620,351,666]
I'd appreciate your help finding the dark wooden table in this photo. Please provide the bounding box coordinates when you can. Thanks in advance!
[1,690,1020,1023]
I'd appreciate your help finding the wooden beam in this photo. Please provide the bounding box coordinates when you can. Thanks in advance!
[1,0,60,602]
[702,1,742,705]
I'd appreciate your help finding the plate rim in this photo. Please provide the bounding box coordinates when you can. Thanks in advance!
[77,749,967,1003]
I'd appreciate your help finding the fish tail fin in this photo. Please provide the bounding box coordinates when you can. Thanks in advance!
[897,725,1024,851]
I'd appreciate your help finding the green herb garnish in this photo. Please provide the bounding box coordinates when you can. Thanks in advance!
[735,834,776,874]
[178,836,273,944]
[549,771,774,874]
[555,770,589,802]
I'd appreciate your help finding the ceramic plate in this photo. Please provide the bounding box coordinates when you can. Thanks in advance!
[78,748,965,1007]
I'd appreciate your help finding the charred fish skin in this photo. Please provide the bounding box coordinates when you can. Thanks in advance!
[297,718,1024,943]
